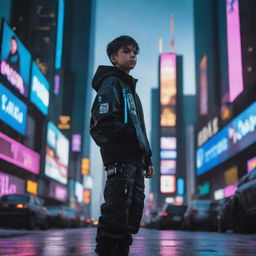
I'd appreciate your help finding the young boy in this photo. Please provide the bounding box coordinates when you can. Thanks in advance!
[90,35,154,256]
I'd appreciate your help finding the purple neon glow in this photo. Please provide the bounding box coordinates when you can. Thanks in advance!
[54,74,60,95]
[226,0,243,102]
[55,184,67,201]
[224,184,237,197]
[0,132,40,174]
[0,172,25,197]
[72,134,81,152]
[0,60,25,95]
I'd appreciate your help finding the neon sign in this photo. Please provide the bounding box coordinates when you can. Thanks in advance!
[0,21,31,97]
[0,83,27,134]
[197,102,256,175]
[0,132,40,174]
[0,172,25,197]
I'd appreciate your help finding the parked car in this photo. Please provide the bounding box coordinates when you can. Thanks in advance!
[46,205,69,228]
[217,197,235,232]
[229,168,256,233]
[0,194,49,230]
[155,204,187,230]
[63,207,80,228]
[184,200,218,231]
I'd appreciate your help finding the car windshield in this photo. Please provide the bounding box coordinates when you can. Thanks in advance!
[193,200,212,209]
[166,205,187,213]
[1,195,30,203]
[47,206,61,213]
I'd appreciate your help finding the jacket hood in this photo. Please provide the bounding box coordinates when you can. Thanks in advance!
[92,65,137,92]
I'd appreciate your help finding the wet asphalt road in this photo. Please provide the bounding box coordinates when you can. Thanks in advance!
[0,227,256,256]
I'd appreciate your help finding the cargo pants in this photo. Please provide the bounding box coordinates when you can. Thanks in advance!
[95,162,145,255]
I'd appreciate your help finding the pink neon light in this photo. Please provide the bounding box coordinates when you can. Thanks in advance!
[0,172,25,197]
[226,0,243,102]
[55,184,67,201]
[0,60,25,95]
[224,184,237,197]
[160,53,176,106]
[0,132,40,174]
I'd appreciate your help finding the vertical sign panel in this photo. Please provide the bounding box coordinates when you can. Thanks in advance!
[226,0,243,102]
[199,55,208,115]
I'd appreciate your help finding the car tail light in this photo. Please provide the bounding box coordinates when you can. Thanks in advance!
[161,211,168,216]
[191,209,198,215]
[16,204,26,209]
[85,218,91,223]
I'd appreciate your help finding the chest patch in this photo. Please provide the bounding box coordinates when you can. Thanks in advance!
[99,103,109,114]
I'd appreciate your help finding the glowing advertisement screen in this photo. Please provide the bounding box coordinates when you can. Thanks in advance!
[0,132,40,174]
[30,62,50,115]
[160,150,176,159]
[0,20,31,97]
[45,122,69,184]
[0,172,25,197]
[196,102,256,175]
[160,175,176,193]
[160,160,176,175]
[0,83,27,134]
[161,137,176,150]
[226,0,243,102]
[160,106,176,127]
[160,53,176,106]
[224,184,237,198]
[49,181,67,201]
[199,55,208,115]
[75,181,83,203]
[247,156,256,173]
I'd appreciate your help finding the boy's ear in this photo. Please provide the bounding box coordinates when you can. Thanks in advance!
[110,55,116,64]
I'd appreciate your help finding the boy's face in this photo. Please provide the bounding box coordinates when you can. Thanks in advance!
[111,45,137,73]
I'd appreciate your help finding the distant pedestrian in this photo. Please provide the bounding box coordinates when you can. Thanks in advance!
[90,35,154,256]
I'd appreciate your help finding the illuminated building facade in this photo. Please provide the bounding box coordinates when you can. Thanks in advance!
[194,0,256,200]
[0,0,95,217]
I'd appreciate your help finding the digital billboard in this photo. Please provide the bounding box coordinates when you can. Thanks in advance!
[160,160,176,175]
[226,0,243,102]
[0,172,25,197]
[199,55,208,115]
[160,106,176,127]
[0,20,31,97]
[160,175,176,193]
[49,181,67,201]
[30,62,50,115]
[0,83,27,134]
[160,53,176,106]
[0,132,40,174]
[160,137,176,150]
[196,101,256,175]
[45,122,69,184]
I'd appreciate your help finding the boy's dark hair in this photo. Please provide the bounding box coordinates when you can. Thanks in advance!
[107,35,139,64]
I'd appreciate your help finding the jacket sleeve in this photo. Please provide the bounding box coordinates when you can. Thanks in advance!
[90,77,136,146]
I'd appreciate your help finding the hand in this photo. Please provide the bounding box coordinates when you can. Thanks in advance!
[144,165,154,178]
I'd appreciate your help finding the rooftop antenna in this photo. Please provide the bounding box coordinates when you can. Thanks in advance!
[170,14,174,53]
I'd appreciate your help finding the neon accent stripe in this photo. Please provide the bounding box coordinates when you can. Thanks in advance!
[122,88,128,123]
[55,0,64,69]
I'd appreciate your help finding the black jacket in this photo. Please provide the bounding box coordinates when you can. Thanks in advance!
[90,65,152,168]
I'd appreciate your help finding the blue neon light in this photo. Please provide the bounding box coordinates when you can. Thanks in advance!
[0,83,27,134]
[30,62,50,115]
[177,178,184,195]
[55,0,64,69]
[197,101,256,175]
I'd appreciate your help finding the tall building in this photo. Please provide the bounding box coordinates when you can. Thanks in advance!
[0,0,95,216]
[194,0,256,200]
